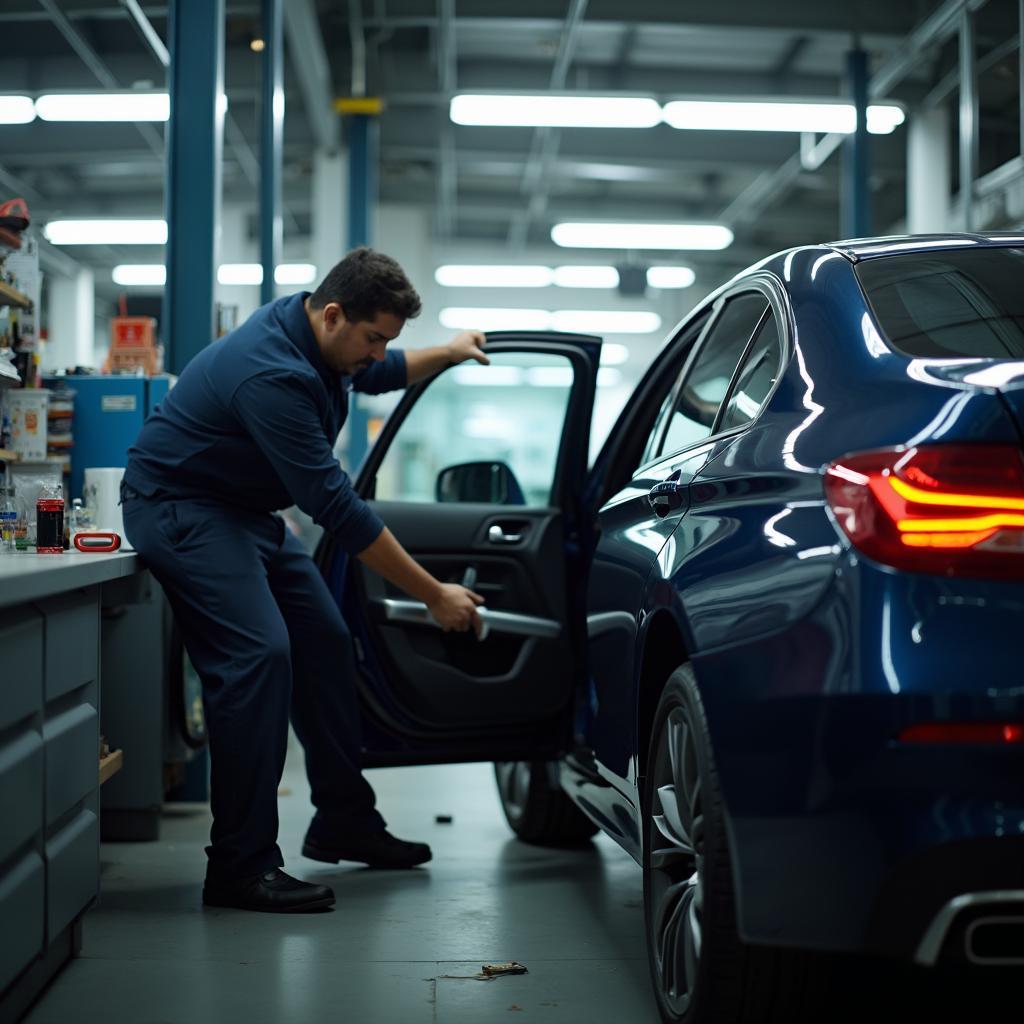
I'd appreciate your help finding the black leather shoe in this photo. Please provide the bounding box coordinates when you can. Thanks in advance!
[302,829,432,868]
[203,868,335,913]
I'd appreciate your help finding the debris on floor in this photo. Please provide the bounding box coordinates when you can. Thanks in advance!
[483,962,528,977]
[438,961,529,982]
[435,814,453,824]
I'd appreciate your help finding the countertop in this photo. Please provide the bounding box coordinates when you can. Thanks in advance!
[0,550,142,607]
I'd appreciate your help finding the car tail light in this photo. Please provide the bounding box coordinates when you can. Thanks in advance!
[899,723,1024,744]
[824,444,1024,578]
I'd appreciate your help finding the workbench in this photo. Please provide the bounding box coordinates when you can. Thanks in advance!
[0,551,144,1023]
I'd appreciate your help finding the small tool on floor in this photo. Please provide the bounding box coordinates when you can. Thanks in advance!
[482,962,528,977]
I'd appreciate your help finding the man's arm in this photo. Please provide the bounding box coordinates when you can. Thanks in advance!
[356,527,484,633]
[405,330,489,384]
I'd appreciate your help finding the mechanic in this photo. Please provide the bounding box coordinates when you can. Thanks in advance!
[121,248,487,913]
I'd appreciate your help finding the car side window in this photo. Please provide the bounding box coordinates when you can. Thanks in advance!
[374,351,575,506]
[718,311,782,433]
[633,313,712,472]
[659,293,769,457]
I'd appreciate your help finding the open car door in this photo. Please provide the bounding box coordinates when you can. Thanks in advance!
[316,333,601,766]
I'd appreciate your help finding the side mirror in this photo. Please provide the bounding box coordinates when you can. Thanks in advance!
[436,461,526,505]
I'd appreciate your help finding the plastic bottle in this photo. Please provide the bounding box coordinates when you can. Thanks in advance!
[0,486,15,552]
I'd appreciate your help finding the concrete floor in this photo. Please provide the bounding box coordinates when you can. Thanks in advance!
[25,749,658,1024]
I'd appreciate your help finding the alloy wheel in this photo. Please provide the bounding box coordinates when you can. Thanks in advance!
[648,706,705,1018]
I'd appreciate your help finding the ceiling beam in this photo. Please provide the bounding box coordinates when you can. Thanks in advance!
[283,0,340,150]
[509,0,589,248]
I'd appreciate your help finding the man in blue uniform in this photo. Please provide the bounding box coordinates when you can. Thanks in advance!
[122,248,487,912]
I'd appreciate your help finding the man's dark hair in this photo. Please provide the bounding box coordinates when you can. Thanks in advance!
[308,247,421,322]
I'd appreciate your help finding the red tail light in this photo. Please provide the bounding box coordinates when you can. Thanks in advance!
[824,445,1024,578]
[899,723,1024,744]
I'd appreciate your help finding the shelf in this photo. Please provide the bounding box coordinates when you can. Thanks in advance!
[99,749,124,786]
[0,281,32,311]
[0,449,17,461]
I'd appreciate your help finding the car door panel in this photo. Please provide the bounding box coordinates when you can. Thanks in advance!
[353,502,570,729]
[317,334,600,766]
[584,442,717,781]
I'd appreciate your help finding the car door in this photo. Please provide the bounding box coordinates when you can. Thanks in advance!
[575,288,776,836]
[317,333,600,767]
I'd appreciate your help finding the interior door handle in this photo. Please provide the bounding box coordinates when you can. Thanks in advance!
[648,469,685,518]
[380,599,560,641]
[488,524,522,544]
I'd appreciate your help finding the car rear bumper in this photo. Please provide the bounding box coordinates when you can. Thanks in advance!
[691,561,1024,960]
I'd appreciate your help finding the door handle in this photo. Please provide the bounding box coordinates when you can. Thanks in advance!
[648,469,685,518]
[488,524,523,544]
[380,599,561,641]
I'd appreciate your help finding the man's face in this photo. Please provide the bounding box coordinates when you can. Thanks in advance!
[320,304,405,375]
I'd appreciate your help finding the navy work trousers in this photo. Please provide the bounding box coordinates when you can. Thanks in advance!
[122,491,385,881]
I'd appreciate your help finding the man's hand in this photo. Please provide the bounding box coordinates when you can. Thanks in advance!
[427,582,485,634]
[447,331,490,367]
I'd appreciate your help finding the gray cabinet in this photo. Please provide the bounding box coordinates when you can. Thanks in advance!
[0,587,101,1019]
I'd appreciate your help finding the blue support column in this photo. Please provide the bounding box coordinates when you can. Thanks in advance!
[164,0,224,374]
[841,48,871,240]
[345,113,379,470]
[260,0,283,306]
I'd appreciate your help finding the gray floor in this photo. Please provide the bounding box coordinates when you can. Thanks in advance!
[25,748,658,1024]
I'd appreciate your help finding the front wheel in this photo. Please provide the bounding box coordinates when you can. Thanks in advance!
[643,665,829,1024]
[494,761,598,846]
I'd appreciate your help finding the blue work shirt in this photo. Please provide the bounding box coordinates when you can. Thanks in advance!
[124,291,407,554]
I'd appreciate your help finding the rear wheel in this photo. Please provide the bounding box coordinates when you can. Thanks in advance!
[494,761,598,846]
[644,665,830,1024]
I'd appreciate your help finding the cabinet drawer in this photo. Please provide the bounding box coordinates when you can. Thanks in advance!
[0,608,43,732]
[46,809,98,939]
[43,704,98,826]
[0,730,43,865]
[0,852,44,992]
[43,594,99,702]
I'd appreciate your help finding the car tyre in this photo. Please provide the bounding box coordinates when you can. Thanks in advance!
[644,664,831,1024]
[494,761,598,846]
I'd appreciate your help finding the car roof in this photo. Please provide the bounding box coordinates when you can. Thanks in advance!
[824,232,1024,262]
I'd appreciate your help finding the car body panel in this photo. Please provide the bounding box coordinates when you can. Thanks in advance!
[328,237,1024,963]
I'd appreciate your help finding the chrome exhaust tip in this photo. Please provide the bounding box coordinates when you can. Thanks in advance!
[965,916,1024,966]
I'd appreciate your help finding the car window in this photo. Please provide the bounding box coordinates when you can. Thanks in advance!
[374,351,574,506]
[718,311,782,433]
[659,293,768,456]
[634,314,711,471]
[855,247,1024,357]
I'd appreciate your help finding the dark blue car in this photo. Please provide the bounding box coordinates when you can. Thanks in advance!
[319,233,1024,1022]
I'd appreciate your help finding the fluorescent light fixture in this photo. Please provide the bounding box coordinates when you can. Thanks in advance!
[552,310,661,334]
[112,263,315,287]
[274,263,317,285]
[36,92,170,122]
[112,264,166,286]
[553,266,619,289]
[218,264,263,285]
[526,366,574,388]
[440,307,551,332]
[597,367,624,388]
[435,265,553,288]
[451,365,525,387]
[865,105,906,134]
[600,343,629,365]
[647,266,695,289]
[44,219,168,245]
[450,93,662,129]
[552,222,733,251]
[662,99,904,136]
[0,96,35,124]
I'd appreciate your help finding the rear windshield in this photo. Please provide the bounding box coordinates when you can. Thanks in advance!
[855,246,1024,358]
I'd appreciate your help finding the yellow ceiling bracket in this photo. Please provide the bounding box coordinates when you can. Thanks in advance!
[334,97,385,116]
